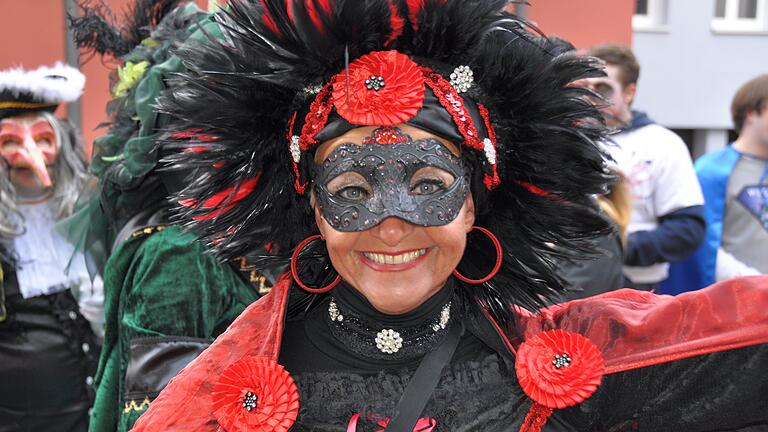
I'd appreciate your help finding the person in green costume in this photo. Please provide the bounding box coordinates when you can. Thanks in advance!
[69,2,274,430]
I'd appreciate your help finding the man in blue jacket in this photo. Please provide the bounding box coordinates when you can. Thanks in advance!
[666,74,768,293]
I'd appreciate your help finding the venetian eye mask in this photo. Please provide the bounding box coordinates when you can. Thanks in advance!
[312,128,470,232]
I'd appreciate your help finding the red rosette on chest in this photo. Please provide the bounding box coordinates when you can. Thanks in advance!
[212,356,300,432]
[332,50,425,126]
[515,329,604,409]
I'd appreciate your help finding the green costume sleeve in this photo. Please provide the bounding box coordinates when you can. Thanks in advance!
[89,226,259,432]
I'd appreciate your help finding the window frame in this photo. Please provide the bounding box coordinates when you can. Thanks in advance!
[712,0,768,34]
[633,0,669,32]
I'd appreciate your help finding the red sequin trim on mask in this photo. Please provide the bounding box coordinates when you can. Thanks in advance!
[361,126,412,145]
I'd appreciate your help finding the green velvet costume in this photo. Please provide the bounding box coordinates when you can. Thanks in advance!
[89,226,259,431]
[66,4,269,431]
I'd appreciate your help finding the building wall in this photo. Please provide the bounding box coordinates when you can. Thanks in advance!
[3,0,635,158]
[0,0,68,115]
[524,0,634,49]
[0,0,208,158]
[633,0,768,131]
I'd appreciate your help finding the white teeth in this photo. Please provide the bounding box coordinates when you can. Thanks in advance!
[363,249,427,265]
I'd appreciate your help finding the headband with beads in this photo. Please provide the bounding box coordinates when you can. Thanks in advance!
[287,50,500,195]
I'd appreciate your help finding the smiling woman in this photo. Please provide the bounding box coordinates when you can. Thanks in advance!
[131,1,768,431]
[312,125,474,314]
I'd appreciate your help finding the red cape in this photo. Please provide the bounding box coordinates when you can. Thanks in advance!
[132,276,768,431]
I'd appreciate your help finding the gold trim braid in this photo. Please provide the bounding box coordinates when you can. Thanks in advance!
[123,397,151,413]
[131,225,166,239]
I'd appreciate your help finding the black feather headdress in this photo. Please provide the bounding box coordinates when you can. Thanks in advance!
[158,0,613,322]
[70,0,185,58]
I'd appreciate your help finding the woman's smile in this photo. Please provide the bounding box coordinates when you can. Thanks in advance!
[359,247,430,271]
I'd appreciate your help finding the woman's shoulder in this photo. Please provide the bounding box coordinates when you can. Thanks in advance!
[515,276,768,373]
[130,275,292,431]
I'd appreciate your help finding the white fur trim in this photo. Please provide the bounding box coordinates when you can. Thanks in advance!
[0,63,85,104]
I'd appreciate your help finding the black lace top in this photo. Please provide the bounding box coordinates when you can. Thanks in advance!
[278,281,531,431]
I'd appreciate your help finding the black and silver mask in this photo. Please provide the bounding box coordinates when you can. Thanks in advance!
[312,128,470,232]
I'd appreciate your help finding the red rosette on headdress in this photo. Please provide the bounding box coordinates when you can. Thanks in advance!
[212,356,300,432]
[515,329,604,409]
[332,50,425,126]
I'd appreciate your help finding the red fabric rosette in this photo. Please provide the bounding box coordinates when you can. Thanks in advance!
[332,50,425,126]
[212,356,300,432]
[515,329,604,409]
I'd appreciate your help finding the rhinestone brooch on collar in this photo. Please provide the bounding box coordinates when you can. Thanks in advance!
[375,329,403,354]
[328,299,452,355]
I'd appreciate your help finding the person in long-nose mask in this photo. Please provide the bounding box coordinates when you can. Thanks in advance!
[0,63,100,432]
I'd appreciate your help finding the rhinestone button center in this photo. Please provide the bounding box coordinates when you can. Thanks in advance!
[242,391,258,412]
[365,75,386,91]
[552,353,572,369]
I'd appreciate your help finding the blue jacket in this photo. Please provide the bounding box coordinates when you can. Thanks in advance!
[662,146,741,294]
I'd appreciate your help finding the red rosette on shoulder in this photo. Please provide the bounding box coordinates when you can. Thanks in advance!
[332,50,425,126]
[515,329,604,409]
[212,356,300,432]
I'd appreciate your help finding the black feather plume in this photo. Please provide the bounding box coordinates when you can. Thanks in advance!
[70,0,184,57]
[158,0,614,325]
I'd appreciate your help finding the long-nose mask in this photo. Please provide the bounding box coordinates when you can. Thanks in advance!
[0,117,57,188]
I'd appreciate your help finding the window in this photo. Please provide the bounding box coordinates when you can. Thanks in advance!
[637,0,649,15]
[712,0,768,33]
[633,0,668,31]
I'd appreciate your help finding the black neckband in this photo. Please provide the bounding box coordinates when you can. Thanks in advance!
[326,280,456,361]
[333,279,454,328]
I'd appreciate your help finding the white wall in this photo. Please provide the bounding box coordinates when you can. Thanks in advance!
[633,0,768,131]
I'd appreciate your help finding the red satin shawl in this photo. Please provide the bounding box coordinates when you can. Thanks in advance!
[513,276,768,374]
[131,276,768,431]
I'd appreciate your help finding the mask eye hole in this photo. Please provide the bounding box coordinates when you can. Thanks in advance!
[35,135,55,148]
[1,138,22,150]
[326,171,372,201]
[337,185,369,200]
[409,167,454,196]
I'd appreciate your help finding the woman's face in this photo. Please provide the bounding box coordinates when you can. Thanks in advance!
[313,125,475,314]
